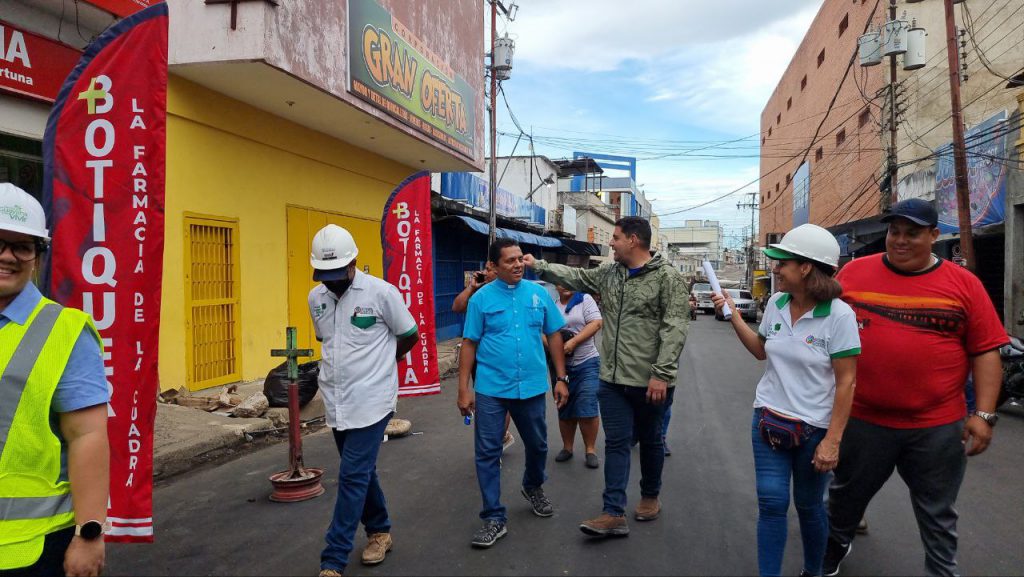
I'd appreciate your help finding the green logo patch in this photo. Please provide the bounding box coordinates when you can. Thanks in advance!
[0,204,28,223]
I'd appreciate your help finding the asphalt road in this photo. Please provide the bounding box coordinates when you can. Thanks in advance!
[108,315,1024,576]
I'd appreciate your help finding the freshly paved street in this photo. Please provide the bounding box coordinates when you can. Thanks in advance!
[107,318,1024,576]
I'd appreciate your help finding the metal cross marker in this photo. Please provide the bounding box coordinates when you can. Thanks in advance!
[270,326,313,383]
[268,327,324,502]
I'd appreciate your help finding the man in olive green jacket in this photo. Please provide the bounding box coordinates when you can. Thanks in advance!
[523,216,689,538]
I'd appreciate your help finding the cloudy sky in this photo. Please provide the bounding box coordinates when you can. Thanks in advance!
[491,0,825,246]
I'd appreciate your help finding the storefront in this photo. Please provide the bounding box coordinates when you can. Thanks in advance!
[431,173,601,341]
[1,9,107,203]
[5,0,485,391]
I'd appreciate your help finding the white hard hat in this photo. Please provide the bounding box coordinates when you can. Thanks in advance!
[0,183,49,240]
[763,223,839,268]
[310,224,358,280]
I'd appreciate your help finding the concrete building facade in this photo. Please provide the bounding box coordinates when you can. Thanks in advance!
[891,0,1024,334]
[661,219,724,273]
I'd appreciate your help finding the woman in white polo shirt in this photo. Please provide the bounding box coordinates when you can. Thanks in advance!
[712,224,859,577]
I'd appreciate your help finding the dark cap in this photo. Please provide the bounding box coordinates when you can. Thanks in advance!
[312,266,351,282]
[880,198,938,227]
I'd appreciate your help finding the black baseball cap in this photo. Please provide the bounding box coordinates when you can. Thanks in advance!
[313,266,351,282]
[880,198,938,227]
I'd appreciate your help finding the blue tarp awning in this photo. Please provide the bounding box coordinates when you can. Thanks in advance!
[450,216,562,248]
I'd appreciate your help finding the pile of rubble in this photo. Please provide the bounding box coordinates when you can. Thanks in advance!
[159,384,270,419]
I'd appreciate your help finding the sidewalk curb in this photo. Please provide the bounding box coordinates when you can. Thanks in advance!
[153,339,462,481]
[153,404,276,481]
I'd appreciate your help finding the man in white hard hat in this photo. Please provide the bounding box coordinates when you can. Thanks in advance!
[0,183,110,577]
[823,199,1008,577]
[309,224,418,577]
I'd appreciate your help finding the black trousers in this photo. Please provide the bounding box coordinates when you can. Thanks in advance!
[0,527,74,577]
[827,417,967,577]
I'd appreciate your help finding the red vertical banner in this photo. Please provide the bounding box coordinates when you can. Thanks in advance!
[43,3,167,542]
[381,172,440,396]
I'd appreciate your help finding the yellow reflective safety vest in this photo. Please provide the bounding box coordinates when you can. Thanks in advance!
[0,295,101,569]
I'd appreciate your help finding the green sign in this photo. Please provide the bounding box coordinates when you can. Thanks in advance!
[349,0,477,158]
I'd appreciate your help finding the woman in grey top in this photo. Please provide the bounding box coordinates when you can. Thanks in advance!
[553,285,603,469]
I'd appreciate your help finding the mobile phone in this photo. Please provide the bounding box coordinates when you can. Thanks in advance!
[474,272,486,283]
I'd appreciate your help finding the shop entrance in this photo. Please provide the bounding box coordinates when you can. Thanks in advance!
[286,206,383,359]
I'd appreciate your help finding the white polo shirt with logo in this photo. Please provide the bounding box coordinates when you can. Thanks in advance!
[308,271,417,431]
[754,292,861,429]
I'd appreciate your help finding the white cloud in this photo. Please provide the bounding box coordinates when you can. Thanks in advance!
[635,5,822,133]
[640,162,762,237]
[504,1,823,133]
[509,0,819,72]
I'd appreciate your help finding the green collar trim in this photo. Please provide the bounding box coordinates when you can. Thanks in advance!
[774,293,832,317]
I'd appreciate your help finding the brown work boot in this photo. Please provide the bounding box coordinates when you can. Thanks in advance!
[579,513,629,537]
[361,532,392,565]
[635,497,661,521]
[318,569,343,577]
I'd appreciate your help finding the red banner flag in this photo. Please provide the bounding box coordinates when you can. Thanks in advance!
[381,172,440,396]
[83,0,157,18]
[43,3,168,543]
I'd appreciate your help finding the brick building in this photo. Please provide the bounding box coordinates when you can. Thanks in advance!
[759,0,886,247]
[761,0,1024,332]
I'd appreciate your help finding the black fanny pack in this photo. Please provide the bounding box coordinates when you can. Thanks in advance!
[560,329,577,358]
[758,407,806,450]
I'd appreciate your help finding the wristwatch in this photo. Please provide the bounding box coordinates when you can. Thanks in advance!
[74,520,110,541]
[556,375,570,385]
[972,410,998,427]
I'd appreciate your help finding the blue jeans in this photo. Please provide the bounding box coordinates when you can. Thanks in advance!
[599,381,674,516]
[321,413,392,573]
[475,392,548,522]
[964,373,976,414]
[751,409,829,577]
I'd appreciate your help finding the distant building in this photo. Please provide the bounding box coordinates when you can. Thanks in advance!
[660,220,723,273]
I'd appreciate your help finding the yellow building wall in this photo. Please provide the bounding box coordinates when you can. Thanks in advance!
[161,76,414,391]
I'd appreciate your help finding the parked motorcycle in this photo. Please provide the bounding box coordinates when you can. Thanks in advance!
[1000,336,1024,408]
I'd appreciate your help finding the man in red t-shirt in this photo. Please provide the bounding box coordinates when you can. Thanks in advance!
[823,199,1007,577]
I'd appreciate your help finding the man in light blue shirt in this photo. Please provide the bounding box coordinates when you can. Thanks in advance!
[457,238,569,548]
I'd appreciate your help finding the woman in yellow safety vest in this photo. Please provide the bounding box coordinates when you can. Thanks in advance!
[0,183,109,577]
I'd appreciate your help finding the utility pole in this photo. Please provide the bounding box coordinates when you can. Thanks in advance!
[486,0,516,246]
[942,0,975,271]
[487,0,498,247]
[737,192,758,289]
[886,0,898,208]
[864,0,926,208]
